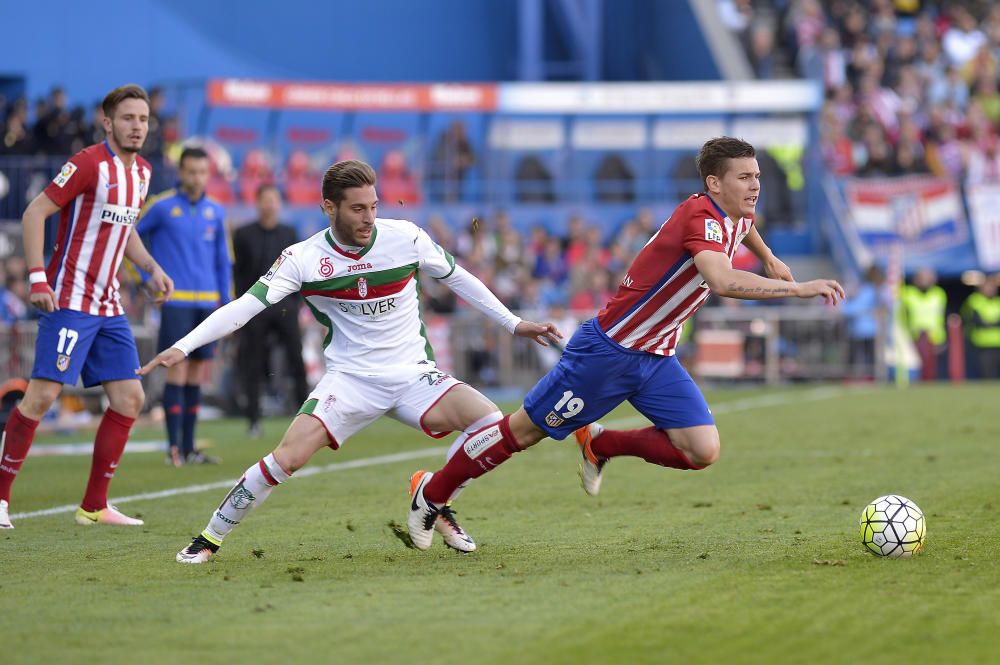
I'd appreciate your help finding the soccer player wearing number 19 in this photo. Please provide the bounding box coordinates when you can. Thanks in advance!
[139,160,562,563]
[0,84,174,529]
[407,137,846,549]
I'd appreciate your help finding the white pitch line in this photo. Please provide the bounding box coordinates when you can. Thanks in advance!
[11,386,850,521]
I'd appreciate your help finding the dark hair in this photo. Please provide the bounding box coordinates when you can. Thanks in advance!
[178,146,209,168]
[102,84,150,118]
[322,160,377,204]
[696,137,756,189]
[256,183,281,200]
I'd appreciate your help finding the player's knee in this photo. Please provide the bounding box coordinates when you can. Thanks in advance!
[110,384,145,418]
[20,381,61,419]
[687,431,720,468]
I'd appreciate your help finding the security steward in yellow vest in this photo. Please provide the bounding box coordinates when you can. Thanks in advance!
[961,275,1000,379]
[900,267,947,380]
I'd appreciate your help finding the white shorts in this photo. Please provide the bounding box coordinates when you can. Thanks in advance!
[298,364,464,448]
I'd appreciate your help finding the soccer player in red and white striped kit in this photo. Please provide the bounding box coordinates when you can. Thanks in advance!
[0,84,173,529]
[408,137,846,549]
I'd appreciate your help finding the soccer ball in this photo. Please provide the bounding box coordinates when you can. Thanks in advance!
[859,495,925,558]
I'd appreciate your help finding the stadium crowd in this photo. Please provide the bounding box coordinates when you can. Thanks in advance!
[726,0,1000,181]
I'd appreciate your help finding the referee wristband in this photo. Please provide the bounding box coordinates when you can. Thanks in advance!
[28,268,48,285]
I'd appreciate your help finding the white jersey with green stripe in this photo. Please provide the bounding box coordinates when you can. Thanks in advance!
[247,218,456,374]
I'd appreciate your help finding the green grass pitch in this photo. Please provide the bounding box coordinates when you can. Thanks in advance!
[1,383,998,664]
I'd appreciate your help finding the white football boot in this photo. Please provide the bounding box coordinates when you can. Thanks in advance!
[573,423,607,496]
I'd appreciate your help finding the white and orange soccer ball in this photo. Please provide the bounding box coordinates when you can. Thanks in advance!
[859,495,925,558]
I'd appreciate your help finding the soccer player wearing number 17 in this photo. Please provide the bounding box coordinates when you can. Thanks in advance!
[139,160,561,563]
[0,84,174,529]
[408,137,846,549]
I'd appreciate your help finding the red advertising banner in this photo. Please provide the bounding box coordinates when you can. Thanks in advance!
[207,79,497,111]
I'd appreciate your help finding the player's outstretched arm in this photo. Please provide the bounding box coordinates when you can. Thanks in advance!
[138,347,186,375]
[138,293,268,376]
[441,265,564,345]
[742,226,794,282]
[694,250,844,305]
[513,320,565,347]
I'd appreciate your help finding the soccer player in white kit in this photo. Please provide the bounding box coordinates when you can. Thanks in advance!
[140,160,561,563]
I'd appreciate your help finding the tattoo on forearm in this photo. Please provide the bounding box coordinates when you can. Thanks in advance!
[726,282,793,296]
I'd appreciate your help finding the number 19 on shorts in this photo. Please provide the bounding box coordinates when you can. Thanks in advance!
[544,390,584,428]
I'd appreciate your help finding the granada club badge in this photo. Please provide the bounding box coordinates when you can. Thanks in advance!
[357,277,368,298]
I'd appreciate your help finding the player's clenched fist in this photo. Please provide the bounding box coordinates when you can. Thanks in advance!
[27,268,59,312]
[137,347,186,376]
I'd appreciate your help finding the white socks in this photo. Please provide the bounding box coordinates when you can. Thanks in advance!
[204,453,291,543]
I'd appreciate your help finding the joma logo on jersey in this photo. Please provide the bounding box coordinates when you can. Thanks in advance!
[338,298,396,317]
[99,204,140,226]
[347,262,373,273]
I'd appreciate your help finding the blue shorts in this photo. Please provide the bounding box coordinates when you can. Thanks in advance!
[158,306,216,359]
[31,309,140,388]
[524,319,714,440]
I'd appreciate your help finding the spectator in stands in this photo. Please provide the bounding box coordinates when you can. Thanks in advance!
[594,153,636,202]
[943,6,987,68]
[143,87,170,193]
[925,118,965,180]
[232,185,308,436]
[1,100,34,155]
[515,155,556,203]
[238,149,274,205]
[562,215,589,268]
[533,235,568,286]
[961,273,1000,379]
[971,74,1000,123]
[893,140,931,175]
[568,268,614,315]
[821,107,856,175]
[284,149,320,206]
[430,119,475,202]
[965,134,1000,185]
[378,149,422,205]
[81,101,105,147]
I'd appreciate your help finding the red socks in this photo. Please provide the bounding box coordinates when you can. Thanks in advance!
[81,409,135,512]
[424,415,520,504]
[591,426,702,470]
[0,407,40,502]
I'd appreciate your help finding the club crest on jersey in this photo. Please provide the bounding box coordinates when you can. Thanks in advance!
[56,354,70,372]
[544,411,565,428]
[357,277,368,298]
[53,162,77,188]
[705,219,724,244]
[139,179,148,196]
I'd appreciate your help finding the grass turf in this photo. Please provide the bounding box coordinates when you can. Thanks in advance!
[1,383,998,664]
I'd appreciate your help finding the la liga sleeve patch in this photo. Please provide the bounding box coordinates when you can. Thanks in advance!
[52,162,78,188]
[704,219,723,244]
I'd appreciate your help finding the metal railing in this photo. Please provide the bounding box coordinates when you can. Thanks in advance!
[0,305,878,414]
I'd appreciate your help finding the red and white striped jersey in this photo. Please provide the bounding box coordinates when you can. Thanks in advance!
[596,193,753,356]
[43,142,152,316]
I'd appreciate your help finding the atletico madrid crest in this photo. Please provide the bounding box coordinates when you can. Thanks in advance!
[56,354,70,372]
[544,411,564,428]
[357,277,368,298]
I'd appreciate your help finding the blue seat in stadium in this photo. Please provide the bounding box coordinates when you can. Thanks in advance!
[274,110,346,165]
[201,108,273,167]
